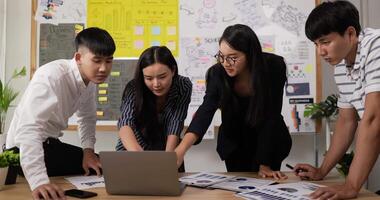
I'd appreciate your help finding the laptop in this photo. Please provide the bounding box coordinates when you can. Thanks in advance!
[99,151,186,196]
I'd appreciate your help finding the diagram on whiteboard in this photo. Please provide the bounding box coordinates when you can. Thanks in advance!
[179,0,317,133]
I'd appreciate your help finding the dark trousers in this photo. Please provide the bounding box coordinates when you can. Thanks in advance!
[43,138,85,176]
[224,149,281,172]
[11,138,85,177]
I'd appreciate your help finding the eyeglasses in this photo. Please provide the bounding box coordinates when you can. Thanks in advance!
[214,52,239,66]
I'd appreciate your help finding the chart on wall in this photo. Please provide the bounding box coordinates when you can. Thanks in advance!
[39,23,84,66]
[96,59,138,122]
[178,0,317,133]
[87,0,179,57]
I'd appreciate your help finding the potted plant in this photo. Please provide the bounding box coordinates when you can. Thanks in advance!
[304,94,338,142]
[0,150,19,190]
[304,94,353,177]
[0,66,26,147]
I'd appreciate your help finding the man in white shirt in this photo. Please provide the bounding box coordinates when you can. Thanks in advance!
[294,1,380,199]
[6,27,115,200]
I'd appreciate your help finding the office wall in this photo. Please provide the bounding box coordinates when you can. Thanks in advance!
[3,0,380,192]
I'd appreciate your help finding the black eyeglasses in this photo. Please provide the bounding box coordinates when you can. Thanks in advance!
[214,52,239,66]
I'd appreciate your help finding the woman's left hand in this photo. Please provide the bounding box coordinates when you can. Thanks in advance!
[258,165,288,180]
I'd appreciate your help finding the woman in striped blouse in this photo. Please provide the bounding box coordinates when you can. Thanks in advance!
[115,46,192,171]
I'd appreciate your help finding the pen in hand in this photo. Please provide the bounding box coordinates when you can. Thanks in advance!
[285,164,305,173]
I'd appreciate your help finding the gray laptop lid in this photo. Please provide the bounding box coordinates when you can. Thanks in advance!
[99,151,184,196]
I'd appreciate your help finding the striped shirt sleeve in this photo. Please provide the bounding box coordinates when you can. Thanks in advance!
[117,81,136,130]
[166,77,192,136]
[364,36,380,94]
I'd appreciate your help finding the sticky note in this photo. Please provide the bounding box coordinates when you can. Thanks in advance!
[134,40,144,49]
[111,71,120,76]
[98,90,107,95]
[151,41,160,46]
[98,96,108,102]
[134,26,144,35]
[75,24,84,34]
[96,111,104,116]
[166,41,176,51]
[305,64,313,73]
[151,26,161,35]
[99,83,108,88]
[167,26,176,35]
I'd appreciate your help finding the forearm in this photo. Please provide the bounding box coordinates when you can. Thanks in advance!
[165,135,179,152]
[118,126,143,151]
[175,132,198,155]
[20,142,50,191]
[346,121,380,191]
[320,116,357,176]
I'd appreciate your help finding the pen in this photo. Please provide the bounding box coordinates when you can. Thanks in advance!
[285,164,294,170]
[286,164,304,173]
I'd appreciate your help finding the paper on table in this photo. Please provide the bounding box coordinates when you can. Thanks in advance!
[179,172,235,187]
[65,175,105,190]
[210,176,276,192]
[236,181,325,200]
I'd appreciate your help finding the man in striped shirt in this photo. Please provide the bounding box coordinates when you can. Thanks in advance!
[294,1,380,199]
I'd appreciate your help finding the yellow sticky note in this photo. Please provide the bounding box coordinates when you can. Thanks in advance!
[98,96,108,102]
[96,111,104,116]
[75,24,84,34]
[99,83,108,88]
[111,71,120,77]
[98,90,107,95]
[305,64,313,73]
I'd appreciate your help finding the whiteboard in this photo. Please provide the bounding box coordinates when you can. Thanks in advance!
[31,0,320,134]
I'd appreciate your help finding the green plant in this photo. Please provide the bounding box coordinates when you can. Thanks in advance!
[0,150,19,168]
[336,151,354,177]
[0,66,26,134]
[304,94,338,120]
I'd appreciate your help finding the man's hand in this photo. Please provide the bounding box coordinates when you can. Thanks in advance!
[294,163,325,180]
[258,165,287,180]
[309,183,358,200]
[82,148,101,176]
[32,183,66,200]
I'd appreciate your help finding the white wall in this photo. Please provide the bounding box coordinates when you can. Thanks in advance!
[3,0,380,193]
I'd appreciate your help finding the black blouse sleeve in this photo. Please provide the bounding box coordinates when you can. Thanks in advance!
[255,54,292,167]
[186,64,222,144]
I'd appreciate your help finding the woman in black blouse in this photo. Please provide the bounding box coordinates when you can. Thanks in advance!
[115,46,192,171]
[175,24,291,179]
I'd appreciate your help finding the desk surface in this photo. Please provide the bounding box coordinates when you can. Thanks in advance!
[0,172,378,199]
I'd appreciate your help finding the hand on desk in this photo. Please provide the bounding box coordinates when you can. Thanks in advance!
[309,183,358,200]
[82,148,102,176]
[32,183,66,200]
[259,165,287,180]
[294,163,325,180]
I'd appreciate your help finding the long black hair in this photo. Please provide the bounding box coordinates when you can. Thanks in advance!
[217,24,269,126]
[132,46,178,146]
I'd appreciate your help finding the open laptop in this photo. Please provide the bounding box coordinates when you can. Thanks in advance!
[99,151,186,196]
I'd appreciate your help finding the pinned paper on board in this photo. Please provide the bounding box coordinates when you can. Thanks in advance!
[286,83,310,96]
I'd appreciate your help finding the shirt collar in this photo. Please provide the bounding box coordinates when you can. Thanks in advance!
[70,58,88,91]
[344,31,363,80]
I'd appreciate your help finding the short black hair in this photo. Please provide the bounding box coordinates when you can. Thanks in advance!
[75,27,116,57]
[305,0,361,41]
